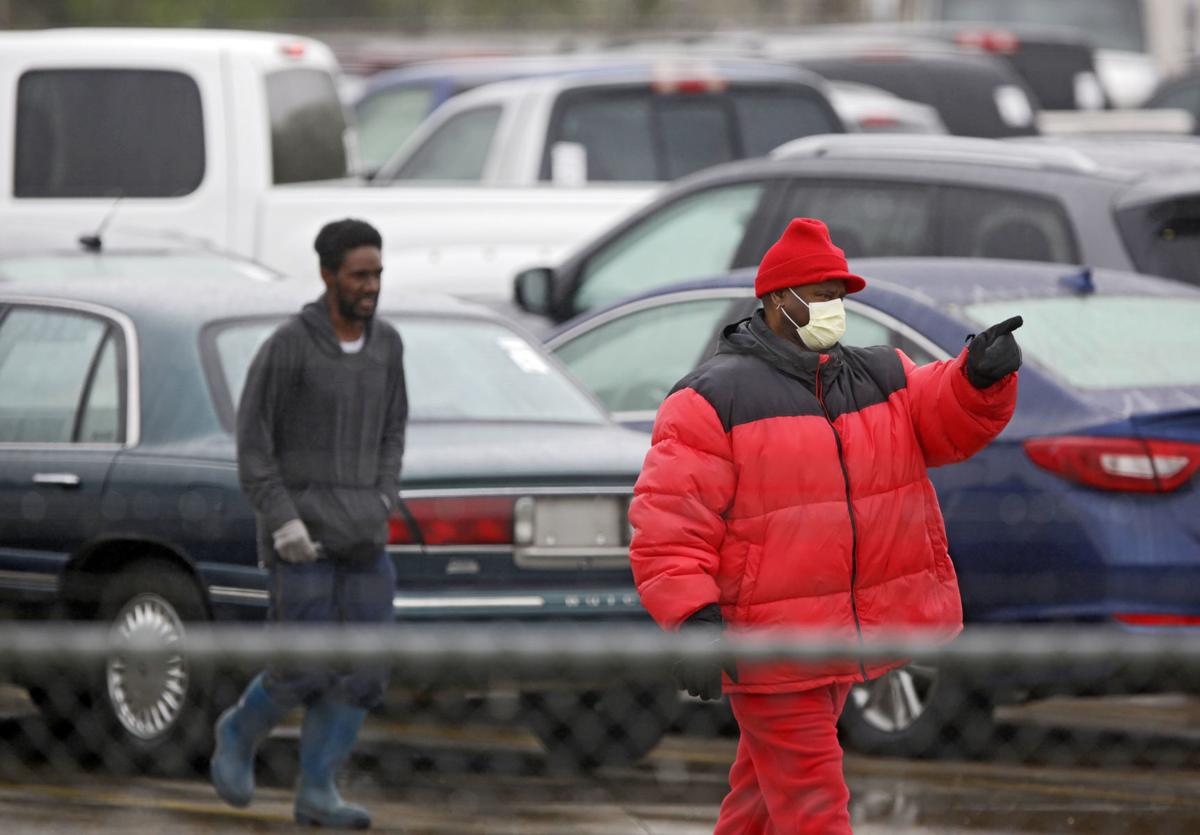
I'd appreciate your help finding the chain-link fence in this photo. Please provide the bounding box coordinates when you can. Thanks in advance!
[1,620,1197,832]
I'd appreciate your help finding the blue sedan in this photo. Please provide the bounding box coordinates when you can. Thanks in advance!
[546,258,1200,755]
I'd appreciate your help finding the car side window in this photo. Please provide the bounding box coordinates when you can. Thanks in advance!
[0,308,117,443]
[941,187,1079,264]
[843,308,936,366]
[773,180,937,260]
[354,85,436,172]
[554,297,737,414]
[77,333,122,443]
[575,182,766,314]
[392,105,502,181]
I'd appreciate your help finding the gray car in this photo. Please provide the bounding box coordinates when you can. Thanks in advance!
[514,133,1200,323]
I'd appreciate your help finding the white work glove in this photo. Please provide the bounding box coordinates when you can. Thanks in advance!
[272,519,319,564]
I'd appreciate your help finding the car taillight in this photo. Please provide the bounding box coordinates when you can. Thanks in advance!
[1024,436,1200,493]
[955,28,1019,55]
[389,497,515,546]
[652,79,729,94]
[1115,613,1200,627]
[859,115,901,130]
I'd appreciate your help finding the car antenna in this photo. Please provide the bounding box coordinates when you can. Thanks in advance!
[78,195,123,253]
[1058,266,1095,295]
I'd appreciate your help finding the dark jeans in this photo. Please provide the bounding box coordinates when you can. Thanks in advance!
[261,550,396,710]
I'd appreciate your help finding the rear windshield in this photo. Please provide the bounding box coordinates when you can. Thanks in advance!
[15,69,205,198]
[541,85,841,182]
[266,69,350,184]
[797,58,1036,137]
[964,297,1200,389]
[210,315,603,425]
[1115,198,1200,288]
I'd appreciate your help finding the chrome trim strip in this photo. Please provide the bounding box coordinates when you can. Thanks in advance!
[0,295,142,447]
[0,569,57,588]
[844,299,951,362]
[393,595,546,609]
[208,585,269,602]
[387,544,515,556]
[612,409,658,424]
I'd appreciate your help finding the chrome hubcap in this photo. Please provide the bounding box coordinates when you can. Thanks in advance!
[850,664,938,734]
[106,593,189,741]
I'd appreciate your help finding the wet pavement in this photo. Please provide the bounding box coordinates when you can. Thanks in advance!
[0,687,1197,833]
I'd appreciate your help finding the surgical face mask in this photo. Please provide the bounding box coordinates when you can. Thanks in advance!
[779,288,846,351]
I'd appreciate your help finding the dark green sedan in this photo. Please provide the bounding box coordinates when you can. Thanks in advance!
[0,251,659,770]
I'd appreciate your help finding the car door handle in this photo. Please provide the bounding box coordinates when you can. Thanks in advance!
[32,473,82,488]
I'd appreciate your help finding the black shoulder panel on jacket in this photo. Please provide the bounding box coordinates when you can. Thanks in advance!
[671,345,908,432]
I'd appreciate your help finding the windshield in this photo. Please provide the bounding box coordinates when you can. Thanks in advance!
[210,315,604,425]
[939,0,1145,52]
[964,297,1200,389]
[0,254,278,283]
[354,85,436,173]
[1115,198,1200,288]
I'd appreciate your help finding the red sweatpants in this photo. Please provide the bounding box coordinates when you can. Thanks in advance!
[714,683,853,835]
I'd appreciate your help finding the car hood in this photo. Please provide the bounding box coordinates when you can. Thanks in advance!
[156,423,649,487]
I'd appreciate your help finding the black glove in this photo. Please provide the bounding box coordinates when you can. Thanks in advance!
[673,604,738,701]
[965,315,1023,389]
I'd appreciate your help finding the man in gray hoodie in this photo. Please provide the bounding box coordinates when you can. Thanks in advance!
[211,218,407,829]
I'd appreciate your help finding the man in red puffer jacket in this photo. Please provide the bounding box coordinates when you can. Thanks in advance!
[629,218,1022,834]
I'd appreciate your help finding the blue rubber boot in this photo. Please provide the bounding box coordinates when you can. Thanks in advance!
[294,699,371,829]
[210,674,289,808]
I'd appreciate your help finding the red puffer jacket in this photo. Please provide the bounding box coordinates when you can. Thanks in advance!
[629,313,1018,694]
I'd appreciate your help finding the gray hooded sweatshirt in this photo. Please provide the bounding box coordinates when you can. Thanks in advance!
[237,295,407,562]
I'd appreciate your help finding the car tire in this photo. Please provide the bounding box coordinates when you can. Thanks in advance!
[521,680,679,769]
[30,560,217,774]
[837,663,995,758]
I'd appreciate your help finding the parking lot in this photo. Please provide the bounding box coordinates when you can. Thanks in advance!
[1,685,1199,834]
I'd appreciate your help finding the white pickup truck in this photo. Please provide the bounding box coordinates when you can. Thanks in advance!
[0,28,655,297]
[369,58,847,186]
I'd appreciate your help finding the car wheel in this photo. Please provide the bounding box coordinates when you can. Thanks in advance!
[521,680,679,769]
[838,663,995,758]
[48,560,216,773]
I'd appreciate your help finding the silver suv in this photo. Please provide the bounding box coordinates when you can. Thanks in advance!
[514,133,1200,322]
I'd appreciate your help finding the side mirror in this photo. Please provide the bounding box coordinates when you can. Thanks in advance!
[514,267,555,315]
[550,141,588,186]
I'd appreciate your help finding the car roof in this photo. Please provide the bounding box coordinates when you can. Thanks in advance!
[650,132,1193,191]
[428,55,828,98]
[0,260,503,327]
[564,258,1199,324]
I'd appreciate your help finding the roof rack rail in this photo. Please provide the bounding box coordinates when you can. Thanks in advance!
[770,134,1100,175]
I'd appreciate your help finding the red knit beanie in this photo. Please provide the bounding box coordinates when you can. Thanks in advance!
[754,218,867,298]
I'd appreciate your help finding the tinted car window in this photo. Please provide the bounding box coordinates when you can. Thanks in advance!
[266,69,350,184]
[554,297,737,413]
[576,182,766,313]
[659,98,734,180]
[394,106,502,181]
[774,180,936,258]
[545,86,842,182]
[844,309,936,365]
[551,92,658,181]
[1115,197,1200,287]
[212,316,603,424]
[965,297,1200,389]
[798,57,1036,137]
[15,69,204,198]
[354,85,436,172]
[0,308,112,442]
[733,90,842,156]
[941,187,1079,264]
